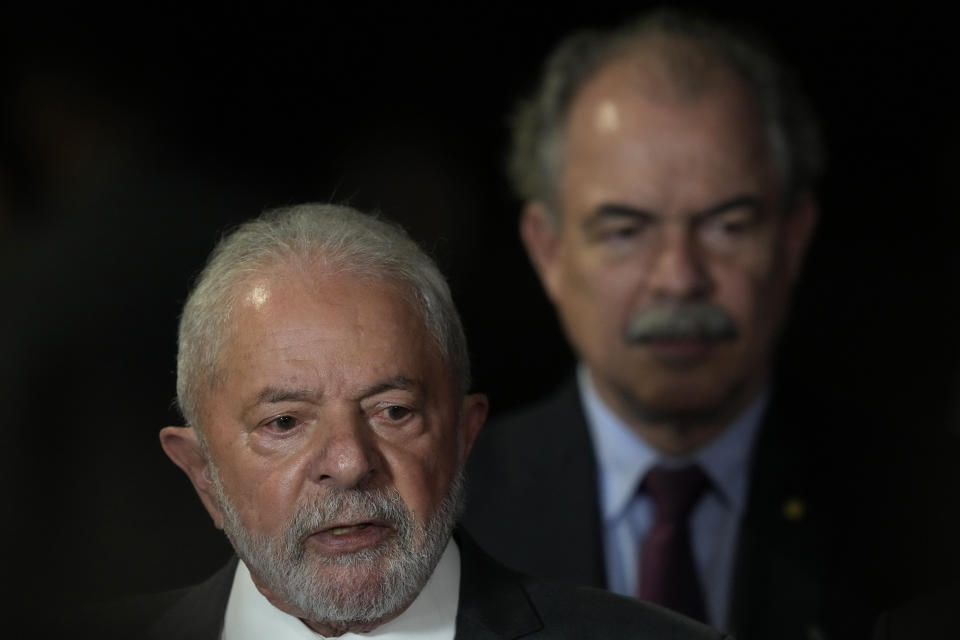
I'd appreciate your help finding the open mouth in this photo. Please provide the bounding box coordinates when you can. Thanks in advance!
[327,523,373,536]
[307,521,393,553]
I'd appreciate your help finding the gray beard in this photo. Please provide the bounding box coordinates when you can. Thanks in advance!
[209,466,465,630]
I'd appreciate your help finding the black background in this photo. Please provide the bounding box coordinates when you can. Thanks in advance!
[1,2,957,616]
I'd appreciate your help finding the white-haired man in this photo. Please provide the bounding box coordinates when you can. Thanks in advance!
[85,203,729,640]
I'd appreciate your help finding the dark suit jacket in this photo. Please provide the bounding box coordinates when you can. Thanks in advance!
[463,376,960,640]
[77,530,729,640]
[872,583,960,640]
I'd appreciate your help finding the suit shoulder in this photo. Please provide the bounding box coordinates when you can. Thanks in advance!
[482,389,572,440]
[874,583,960,640]
[71,588,191,639]
[73,559,236,640]
[523,579,729,639]
[465,377,592,520]
[470,378,583,461]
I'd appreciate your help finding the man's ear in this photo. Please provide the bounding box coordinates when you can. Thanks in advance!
[159,426,225,529]
[782,190,819,285]
[519,201,564,304]
[458,393,489,463]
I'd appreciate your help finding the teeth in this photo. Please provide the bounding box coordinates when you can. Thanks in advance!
[329,524,366,535]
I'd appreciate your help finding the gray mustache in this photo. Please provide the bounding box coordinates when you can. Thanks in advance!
[625,302,739,343]
[288,488,412,545]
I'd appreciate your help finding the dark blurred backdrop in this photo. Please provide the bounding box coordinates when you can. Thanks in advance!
[1,2,957,618]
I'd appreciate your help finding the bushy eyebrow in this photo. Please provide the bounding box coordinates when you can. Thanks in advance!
[253,387,319,405]
[585,195,765,230]
[583,204,657,232]
[694,195,765,222]
[358,375,422,399]
[246,376,423,413]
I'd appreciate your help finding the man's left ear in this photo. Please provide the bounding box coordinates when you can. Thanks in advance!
[159,426,225,529]
[458,393,488,463]
[782,190,819,283]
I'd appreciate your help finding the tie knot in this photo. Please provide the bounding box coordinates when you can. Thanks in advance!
[642,464,709,522]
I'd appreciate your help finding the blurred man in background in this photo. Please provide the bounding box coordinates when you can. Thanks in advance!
[465,8,960,640]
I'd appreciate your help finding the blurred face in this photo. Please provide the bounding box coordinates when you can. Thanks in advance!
[166,266,484,634]
[524,56,815,428]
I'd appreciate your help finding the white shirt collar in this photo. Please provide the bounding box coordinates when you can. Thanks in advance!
[578,364,766,522]
[222,538,460,640]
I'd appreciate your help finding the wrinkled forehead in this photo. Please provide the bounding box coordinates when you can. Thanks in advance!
[191,252,462,429]
[227,260,427,345]
[202,262,432,379]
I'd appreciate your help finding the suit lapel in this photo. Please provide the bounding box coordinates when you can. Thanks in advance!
[142,538,546,640]
[454,530,543,640]
[464,376,606,588]
[146,557,237,640]
[532,378,607,588]
[728,398,826,640]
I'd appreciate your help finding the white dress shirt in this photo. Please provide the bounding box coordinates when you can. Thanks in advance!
[222,538,460,640]
[579,365,766,630]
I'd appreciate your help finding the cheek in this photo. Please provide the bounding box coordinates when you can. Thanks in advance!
[559,253,643,328]
[711,254,788,351]
[713,263,765,321]
[218,458,303,534]
[379,434,458,523]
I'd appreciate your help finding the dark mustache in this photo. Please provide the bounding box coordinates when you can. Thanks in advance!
[625,302,739,343]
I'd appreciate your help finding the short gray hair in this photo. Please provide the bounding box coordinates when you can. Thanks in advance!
[508,8,825,215]
[176,203,470,430]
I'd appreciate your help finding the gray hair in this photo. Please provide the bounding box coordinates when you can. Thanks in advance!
[508,8,826,216]
[176,203,470,431]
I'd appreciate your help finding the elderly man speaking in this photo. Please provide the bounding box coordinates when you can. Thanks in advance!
[86,204,728,639]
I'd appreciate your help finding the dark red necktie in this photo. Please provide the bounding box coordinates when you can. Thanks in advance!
[639,464,710,622]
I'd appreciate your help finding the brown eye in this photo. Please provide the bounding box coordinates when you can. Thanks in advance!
[384,406,412,421]
[605,224,640,239]
[270,415,299,431]
[597,218,651,244]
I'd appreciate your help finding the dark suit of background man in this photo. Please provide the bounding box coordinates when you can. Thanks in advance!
[81,203,728,640]
[464,8,960,640]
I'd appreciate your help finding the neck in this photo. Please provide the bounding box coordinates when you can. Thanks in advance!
[631,420,730,457]
[590,373,764,457]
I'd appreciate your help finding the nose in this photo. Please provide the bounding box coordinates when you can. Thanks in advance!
[646,224,711,300]
[307,412,379,490]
